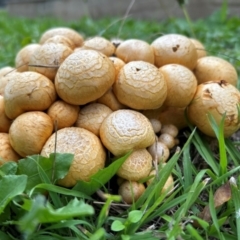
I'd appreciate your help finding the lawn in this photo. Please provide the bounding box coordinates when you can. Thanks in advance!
[1,2,240,240]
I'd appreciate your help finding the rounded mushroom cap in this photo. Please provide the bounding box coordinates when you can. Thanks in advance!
[160,124,179,138]
[118,181,145,204]
[41,127,106,187]
[109,56,125,81]
[44,35,75,50]
[0,95,12,133]
[149,118,162,133]
[151,34,198,70]
[9,111,53,157]
[159,64,197,108]
[158,133,176,149]
[4,71,57,119]
[100,109,156,156]
[81,36,115,56]
[187,80,240,137]
[115,39,154,64]
[117,149,153,181]
[75,103,112,136]
[55,49,115,105]
[0,133,21,163]
[194,56,238,86]
[29,42,73,80]
[47,100,80,130]
[190,38,207,59]
[0,66,15,79]
[39,27,84,48]
[147,141,170,163]
[0,71,21,96]
[15,43,41,72]
[113,61,167,110]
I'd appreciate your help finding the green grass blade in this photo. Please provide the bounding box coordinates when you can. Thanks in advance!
[182,143,193,190]
[186,224,204,240]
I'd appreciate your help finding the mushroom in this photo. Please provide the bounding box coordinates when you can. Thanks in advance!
[187,80,240,137]
[100,109,156,156]
[151,33,198,70]
[4,71,56,119]
[41,127,106,187]
[149,118,162,133]
[47,100,80,130]
[39,27,84,49]
[44,35,75,50]
[116,149,153,181]
[9,111,53,157]
[75,103,112,136]
[113,61,167,110]
[147,141,170,163]
[159,64,198,108]
[15,43,41,72]
[29,42,73,81]
[0,133,21,164]
[158,133,176,149]
[194,56,238,86]
[190,38,207,59]
[55,49,115,105]
[109,56,125,81]
[118,181,145,204]
[160,124,179,138]
[81,36,115,56]
[0,66,15,78]
[115,39,154,64]
[0,71,21,96]
[0,95,12,132]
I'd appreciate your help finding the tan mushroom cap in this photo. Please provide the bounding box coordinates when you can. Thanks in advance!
[0,96,12,133]
[117,149,153,181]
[190,38,207,59]
[9,111,53,157]
[41,127,106,187]
[187,80,240,137]
[100,109,155,156]
[113,61,167,110]
[0,133,21,164]
[15,43,41,72]
[81,36,115,57]
[39,27,84,48]
[159,64,197,108]
[194,56,238,86]
[45,35,75,50]
[47,100,80,130]
[147,141,170,163]
[118,181,145,204]
[0,71,20,96]
[115,39,154,64]
[29,43,73,80]
[109,56,125,81]
[55,49,115,105]
[4,71,57,119]
[75,103,112,136]
[0,66,15,79]
[151,33,198,70]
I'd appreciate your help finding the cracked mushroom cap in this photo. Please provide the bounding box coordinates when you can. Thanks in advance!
[187,80,240,137]
[15,43,41,72]
[159,64,197,108]
[117,148,153,181]
[151,34,198,70]
[55,49,115,105]
[29,42,73,80]
[41,127,106,187]
[99,109,155,156]
[9,111,53,157]
[115,39,154,64]
[45,35,75,50]
[39,27,84,48]
[194,56,238,86]
[4,71,56,119]
[113,61,167,110]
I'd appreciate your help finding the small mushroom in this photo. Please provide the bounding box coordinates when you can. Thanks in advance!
[55,49,115,105]
[159,133,176,149]
[41,127,106,187]
[151,34,198,70]
[117,149,153,181]
[9,111,53,157]
[113,61,167,110]
[147,141,170,163]
[160,124,179,138]
[75,103,112,136]
[115,39,154,64]
[118,181,145,204]
[149,118,162,133]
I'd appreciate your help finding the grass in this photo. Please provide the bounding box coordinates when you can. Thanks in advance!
[1,2,240,239]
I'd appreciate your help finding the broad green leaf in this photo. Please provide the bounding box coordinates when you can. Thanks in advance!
[17,153,74,192]
[128,210,143,223]
[0,161,18,177]
[73,152,130,195]
[18,195,94,235]
[111,220,125,232]
[0,175,27,214]
[89,228,106,240]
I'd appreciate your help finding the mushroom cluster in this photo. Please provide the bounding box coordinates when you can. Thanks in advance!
[1,27,240,203]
